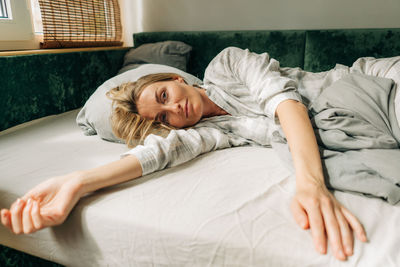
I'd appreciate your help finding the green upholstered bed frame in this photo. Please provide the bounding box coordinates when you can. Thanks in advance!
[1,28,400,266]
[0,49,129,132]
[133,28,400,78]
[2,28,400,133]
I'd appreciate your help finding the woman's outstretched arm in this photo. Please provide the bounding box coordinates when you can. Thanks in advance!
[1,121,234,234]
[276,99,368,261]
[1,155,142,234]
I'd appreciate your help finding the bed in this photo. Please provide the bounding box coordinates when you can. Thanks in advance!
[1,29,400,266]
[1,108,399,266]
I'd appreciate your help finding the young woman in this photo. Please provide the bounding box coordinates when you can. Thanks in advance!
[1,47,371,261]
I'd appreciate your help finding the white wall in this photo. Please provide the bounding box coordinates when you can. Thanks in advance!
[122,0,400,46]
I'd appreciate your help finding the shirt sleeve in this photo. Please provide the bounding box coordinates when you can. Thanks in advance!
[203,47,302,122]
[121,126,233,176]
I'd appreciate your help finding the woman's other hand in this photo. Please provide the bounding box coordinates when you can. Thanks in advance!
[276,100,368,260]
[290,181,368,261]
[0,172,84,234]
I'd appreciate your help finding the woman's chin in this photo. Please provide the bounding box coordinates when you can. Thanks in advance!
[183,117,200,128]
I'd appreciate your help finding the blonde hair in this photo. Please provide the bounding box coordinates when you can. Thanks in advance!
[106,73,181,148]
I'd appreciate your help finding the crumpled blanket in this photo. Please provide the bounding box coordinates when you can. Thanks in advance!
[272,73,400,204]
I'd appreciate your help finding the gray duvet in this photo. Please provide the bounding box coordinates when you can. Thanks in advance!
[273,73,400,204]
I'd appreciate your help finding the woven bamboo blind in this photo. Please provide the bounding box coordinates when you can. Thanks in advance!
[38,0,123,49]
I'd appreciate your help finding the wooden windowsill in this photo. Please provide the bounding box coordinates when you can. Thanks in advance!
[0,46,130,56]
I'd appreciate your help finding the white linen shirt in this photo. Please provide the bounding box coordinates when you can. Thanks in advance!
[123,47,351,175]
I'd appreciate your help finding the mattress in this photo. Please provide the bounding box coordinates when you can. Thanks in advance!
[0,109,399,267]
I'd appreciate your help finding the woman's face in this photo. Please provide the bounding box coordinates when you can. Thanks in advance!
[136,77,204,128]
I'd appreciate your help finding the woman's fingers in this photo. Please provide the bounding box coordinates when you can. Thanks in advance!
[306,202,327,255]
[341,206,367,243]
[290,199,309,229]
[335,208,353,256]
[320,200,346,260]
[294,189,367,261]
[1,209,11,229]
[1,198,44,235]
[22,198,34,234]
[10,198,26,234]
[31,200,44,230]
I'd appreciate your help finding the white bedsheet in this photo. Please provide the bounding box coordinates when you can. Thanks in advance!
[0,109,399,267]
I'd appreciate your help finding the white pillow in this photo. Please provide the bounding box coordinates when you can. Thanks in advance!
[76,64,203,143]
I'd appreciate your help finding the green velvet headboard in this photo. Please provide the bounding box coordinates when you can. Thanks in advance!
[2,28,400,133]
[0,48,129,131]
[304,29,400,71]
[134,28,400,78]
[133,30,307,79]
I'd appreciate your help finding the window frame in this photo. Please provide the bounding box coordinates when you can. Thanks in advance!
[0,0,38,51]
[0,0,127,52]
[0,0,12,19]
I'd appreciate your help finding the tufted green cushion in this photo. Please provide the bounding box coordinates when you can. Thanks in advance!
[304,29,400,72]
[0,49,128,131]
[133,30,307,79]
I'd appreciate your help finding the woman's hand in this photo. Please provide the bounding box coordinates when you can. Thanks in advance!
[290,180,368,261]
[1,172,84,234]
[276,100,368,260]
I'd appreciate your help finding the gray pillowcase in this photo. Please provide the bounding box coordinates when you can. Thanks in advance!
[76,64,202,143]
[118,41,192,74]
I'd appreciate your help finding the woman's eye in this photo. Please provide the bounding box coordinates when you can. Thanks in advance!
[161,113,168,124]
[161,91,167,102]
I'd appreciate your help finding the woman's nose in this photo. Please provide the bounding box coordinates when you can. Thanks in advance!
[165,102,182,114]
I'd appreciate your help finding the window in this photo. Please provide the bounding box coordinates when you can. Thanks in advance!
[38,0,122,48]
[0,0,36,50]
[1,0,122,51]
[0,0,11,19]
